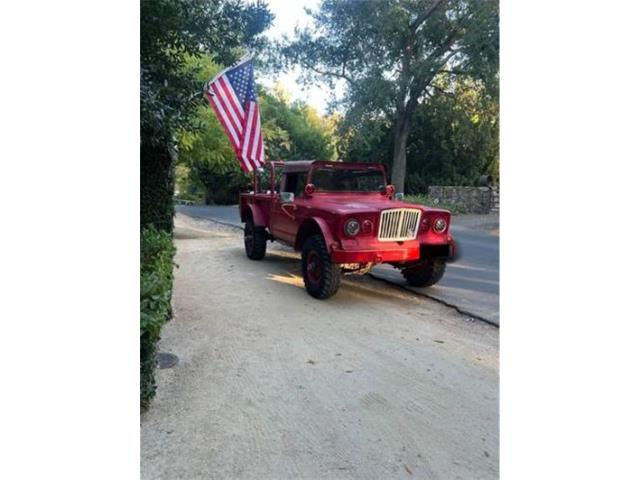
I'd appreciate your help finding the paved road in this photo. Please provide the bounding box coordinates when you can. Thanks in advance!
[176,205,499,324]
[141,215,499,479]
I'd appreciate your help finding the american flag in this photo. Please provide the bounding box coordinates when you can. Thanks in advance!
[204,57,264,172]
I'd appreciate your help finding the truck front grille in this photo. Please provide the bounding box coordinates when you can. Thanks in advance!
[378,208,421,241]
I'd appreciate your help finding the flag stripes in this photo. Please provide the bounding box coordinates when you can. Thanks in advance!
[204,58,264,173]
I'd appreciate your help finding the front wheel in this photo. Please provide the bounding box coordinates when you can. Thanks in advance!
[401,259,446,287]
[244,217,267,260]
[301,235,341,299]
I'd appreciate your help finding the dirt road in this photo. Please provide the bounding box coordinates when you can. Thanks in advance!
[141,214,499,479]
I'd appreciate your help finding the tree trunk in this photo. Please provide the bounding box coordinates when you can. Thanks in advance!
[391,113,411,194]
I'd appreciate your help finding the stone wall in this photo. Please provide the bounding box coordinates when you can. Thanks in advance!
[427,186,496,214]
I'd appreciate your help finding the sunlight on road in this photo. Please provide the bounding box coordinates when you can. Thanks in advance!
[267,272,305,288]
[267,269,423,304]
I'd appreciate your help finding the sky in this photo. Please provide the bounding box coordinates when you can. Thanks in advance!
[257,0,339,116]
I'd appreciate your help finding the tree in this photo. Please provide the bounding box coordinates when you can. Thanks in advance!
[178,86,338,204]
[260,87,337,161]
[281,0,499,193]
[140,0,273,230]
[339,75,498,190]
[405,77,499,188]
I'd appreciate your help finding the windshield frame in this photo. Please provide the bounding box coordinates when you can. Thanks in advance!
[307,162,388,194]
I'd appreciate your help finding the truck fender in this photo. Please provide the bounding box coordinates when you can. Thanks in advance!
[295,217,336,251]
[241,203,268,227]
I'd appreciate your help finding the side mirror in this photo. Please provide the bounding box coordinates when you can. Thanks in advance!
[304,183,315,197]
[385,184,395,197]
[279,192,294,203]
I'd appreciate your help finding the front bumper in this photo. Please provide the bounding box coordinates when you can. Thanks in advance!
[329,236,457,265]
[330,244,420,264]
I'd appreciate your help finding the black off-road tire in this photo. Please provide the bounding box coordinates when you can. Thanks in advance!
[244,217,267,260]
[301,234,341,299]
[401,259,446,287]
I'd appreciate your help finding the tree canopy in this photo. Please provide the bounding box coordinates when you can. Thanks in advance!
[339,76,498,191]
[140,0,273,146]
[141,0,500,211]
[281,0,499,192]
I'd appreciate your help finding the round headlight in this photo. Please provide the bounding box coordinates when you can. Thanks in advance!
[344,218,361,237]
[433,218,447,233]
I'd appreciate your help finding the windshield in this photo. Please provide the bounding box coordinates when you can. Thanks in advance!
[310,166,386,193]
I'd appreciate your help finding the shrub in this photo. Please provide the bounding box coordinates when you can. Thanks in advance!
[140,226,176,409]
[405,173,431,196]
[141,142,176,233]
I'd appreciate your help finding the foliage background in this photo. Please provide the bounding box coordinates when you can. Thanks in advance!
[174,1,499,202]
[277,0,499,193]
[338,76,499,193]
[176,56,338,204]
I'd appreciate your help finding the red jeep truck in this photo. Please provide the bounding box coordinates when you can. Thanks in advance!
[239,160,457,299]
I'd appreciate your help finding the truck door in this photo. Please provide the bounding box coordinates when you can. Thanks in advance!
[270,172,305,245]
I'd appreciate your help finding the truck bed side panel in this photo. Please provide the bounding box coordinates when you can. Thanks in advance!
[239,193,273,227]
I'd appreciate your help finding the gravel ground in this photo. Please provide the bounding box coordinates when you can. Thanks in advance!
[141,214,499,479]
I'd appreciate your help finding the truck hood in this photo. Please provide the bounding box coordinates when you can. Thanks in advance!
[307,194,450,216]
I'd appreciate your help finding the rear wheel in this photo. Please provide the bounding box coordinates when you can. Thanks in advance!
[244,217,267,260]
[401,259,446,287]
[301,235,341,299]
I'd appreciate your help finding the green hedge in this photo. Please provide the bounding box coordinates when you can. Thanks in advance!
[141,142,176,234]
[140,226,176,409]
